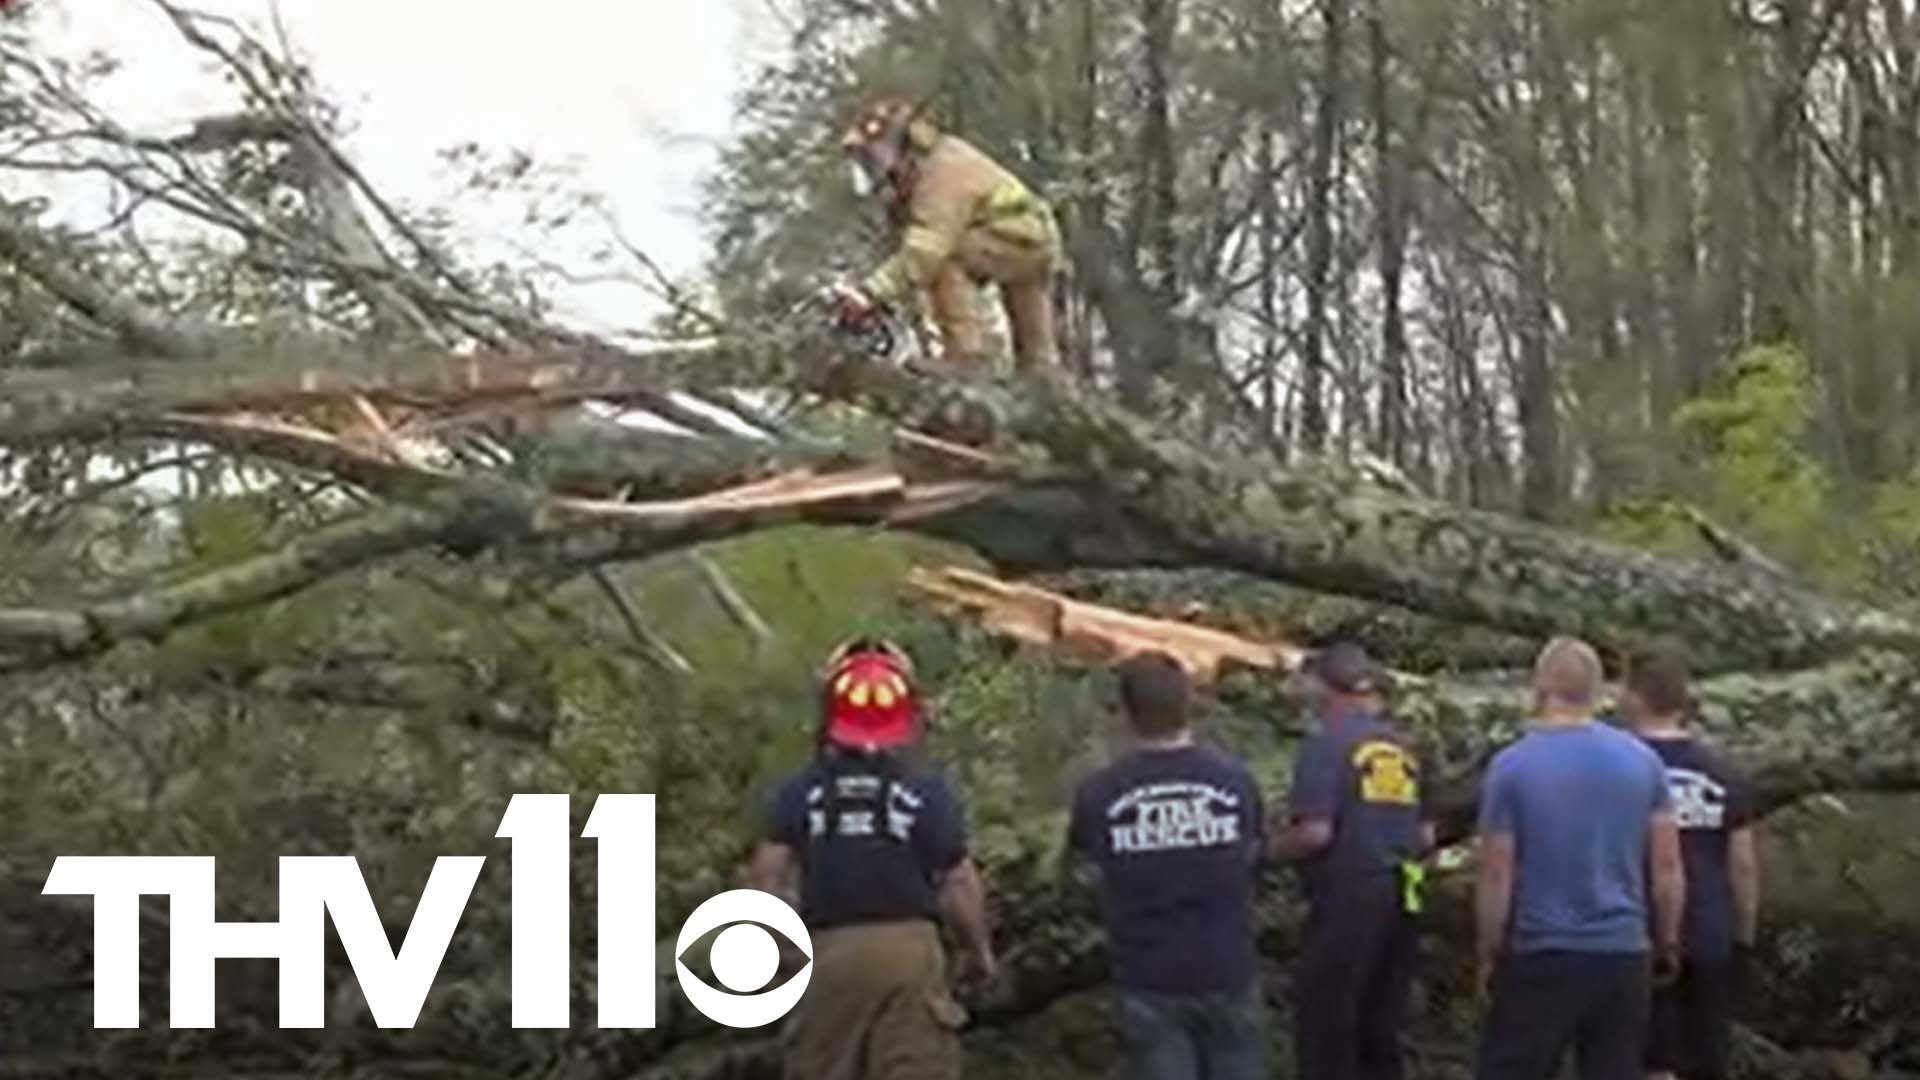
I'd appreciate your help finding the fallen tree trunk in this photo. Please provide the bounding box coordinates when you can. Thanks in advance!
[937,371,1920,674]
[9,349,1918,817]
[755,354,1920,672]
[1345,651,1920,842]
[900,568,1920,842]
[17,341,1917,676]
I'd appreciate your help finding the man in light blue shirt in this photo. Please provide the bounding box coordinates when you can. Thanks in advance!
[1474,637,1685,1080]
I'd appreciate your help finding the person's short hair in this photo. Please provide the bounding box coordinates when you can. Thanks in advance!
[1533,636,1603,707]
[1624,637,1692,716]
[1117,651,1190,738]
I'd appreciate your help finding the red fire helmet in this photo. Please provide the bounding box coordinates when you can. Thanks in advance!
[821,639,918,750]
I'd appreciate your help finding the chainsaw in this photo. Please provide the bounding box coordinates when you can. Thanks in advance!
[789,282,903,363]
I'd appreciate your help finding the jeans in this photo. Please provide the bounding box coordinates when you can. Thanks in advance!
[1647,955,1736,1080]
[1475,951,1651,1080]
[1295,877,1418,1080]
[1113,984,1267,1080]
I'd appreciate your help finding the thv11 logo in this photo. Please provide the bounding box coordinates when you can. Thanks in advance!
[42,794,812,1030]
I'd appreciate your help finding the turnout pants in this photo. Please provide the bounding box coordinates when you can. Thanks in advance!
[1295,876,1418,1080]
[928,224,1059,371]
[1474,951,1651,1080]
[781,919,966,1080]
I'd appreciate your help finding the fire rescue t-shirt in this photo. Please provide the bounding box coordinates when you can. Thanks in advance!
[766,752,968,930]
[1287,710,1426,900]
[1636,732,1756,959]
[1068,745,1264,996]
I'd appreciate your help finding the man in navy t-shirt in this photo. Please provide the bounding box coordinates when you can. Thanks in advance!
[1273,641,1434,1080]
[1474,637,1685,1080]
[1621,640,1761,1080]
[1069,651,1266,1080]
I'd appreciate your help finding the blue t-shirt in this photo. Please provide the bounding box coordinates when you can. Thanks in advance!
[1636,732,1755,959]
[1478,722,1671,955]
[766,751,968,929]
[1069,744,1263,996]
[1288,709,1427,899]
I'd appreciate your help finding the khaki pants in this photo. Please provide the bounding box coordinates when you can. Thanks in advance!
[928,226,1058,372]
[782,919,965,1080]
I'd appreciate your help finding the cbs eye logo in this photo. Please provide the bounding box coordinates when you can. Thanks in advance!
[675,890,814,1027]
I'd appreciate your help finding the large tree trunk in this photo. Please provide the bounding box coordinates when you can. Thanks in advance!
[1299,0,1347,452]
[10,348,1916,675]
[1369,0,1410,468]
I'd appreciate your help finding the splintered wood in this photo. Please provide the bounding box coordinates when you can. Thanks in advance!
[906,566,1302,686]
[549,467,906,521]
[889,427,1025,479]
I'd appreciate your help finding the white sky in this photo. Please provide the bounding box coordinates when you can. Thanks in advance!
[22,0,786,335]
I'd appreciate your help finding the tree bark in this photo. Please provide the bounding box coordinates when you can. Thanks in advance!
[957,373,1918,673]
[1369,0,1410,468]
[1257,127,1281,442]
[1299,0,1348,452]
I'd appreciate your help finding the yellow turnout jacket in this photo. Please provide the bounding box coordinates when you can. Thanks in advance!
[863,135,1059,303]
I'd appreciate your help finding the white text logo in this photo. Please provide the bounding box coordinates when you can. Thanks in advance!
[41,794,812,1030]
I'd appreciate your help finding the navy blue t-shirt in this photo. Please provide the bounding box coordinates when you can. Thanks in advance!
[1068,744,1263,996]
[766,751,968,929]
[1479,722,1671,954]
[1288,709,1427,900]
[1637,732,1755,959]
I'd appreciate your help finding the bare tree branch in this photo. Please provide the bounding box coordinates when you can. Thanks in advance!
[0,464,993,667]
[0,205,208,358]
[692,553,774,649]
[589,566,696,674]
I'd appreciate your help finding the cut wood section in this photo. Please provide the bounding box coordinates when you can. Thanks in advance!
[890,426,1026,479]
[885,479,1013,522]
[906,565,1302,684]
[549,467,906,520]
[147,411,455,491]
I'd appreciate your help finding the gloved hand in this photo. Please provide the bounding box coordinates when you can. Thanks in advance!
[824,282,877,327]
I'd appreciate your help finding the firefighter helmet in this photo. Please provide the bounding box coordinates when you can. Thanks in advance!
[839,98,940,157]
[819,637,919,750]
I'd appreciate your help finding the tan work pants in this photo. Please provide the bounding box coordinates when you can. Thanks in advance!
[781,919,966,1080]
[928,226,1058,372]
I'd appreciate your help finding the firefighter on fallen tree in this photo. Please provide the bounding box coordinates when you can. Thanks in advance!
[829,99,1063,374]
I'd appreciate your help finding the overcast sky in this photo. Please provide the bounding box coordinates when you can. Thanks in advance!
[24,0,783,334]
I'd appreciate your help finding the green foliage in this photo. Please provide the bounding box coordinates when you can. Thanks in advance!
[1597,344,1877,593]
[1591,496,1704,558]
[1863,472,1920,611]
[1671,345,1832,558]
[1596,343,1920,612]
